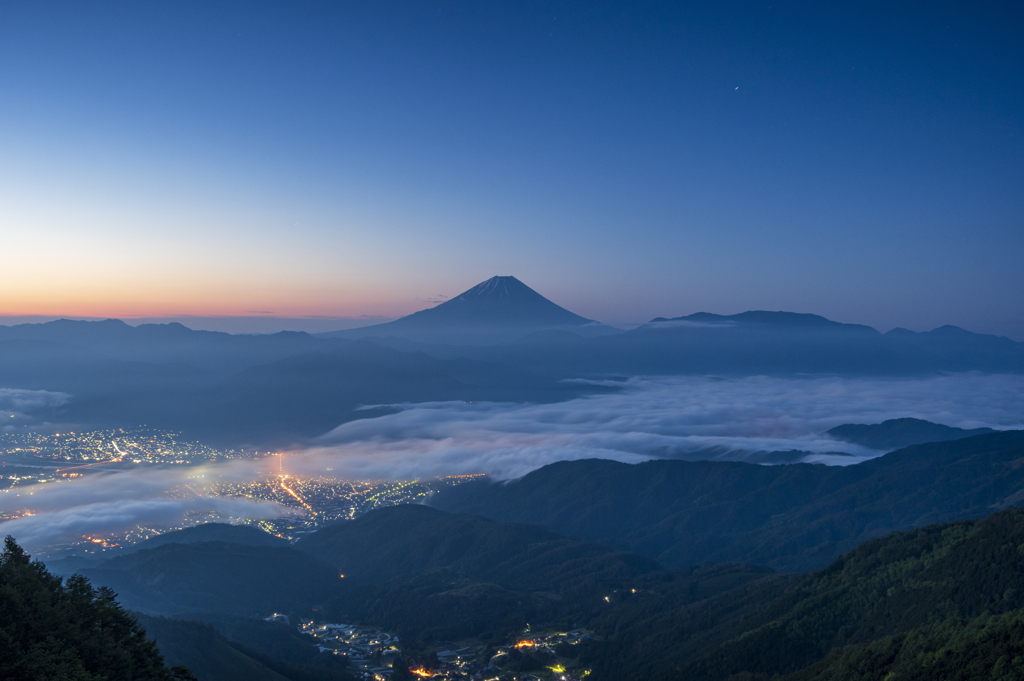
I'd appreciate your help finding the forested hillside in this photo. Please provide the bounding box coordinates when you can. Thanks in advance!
[297,504,658,587]
[0,536,195,680]
[430,431,1024,570]
[573,507,1024,680]
[300,505,661,644]
[47,499,1024,680]
[786,611,1024,681]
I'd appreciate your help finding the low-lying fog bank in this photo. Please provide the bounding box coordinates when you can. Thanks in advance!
[2,372,1021,554]
[302,372,1024,479]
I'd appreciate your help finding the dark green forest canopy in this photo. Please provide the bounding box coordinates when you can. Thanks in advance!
[0,535,194,681]
[430,430,1024,571]
[576,507,1024,680]
[785,610,1024,681]
[1,536,350,681]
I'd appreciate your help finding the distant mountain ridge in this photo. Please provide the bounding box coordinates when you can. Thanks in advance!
[1,282,1022,446]
[320,276,614,345]
[649,310,876,331]
[828,417,995,451]
[444,309,1024,377]
[12,337,603,446]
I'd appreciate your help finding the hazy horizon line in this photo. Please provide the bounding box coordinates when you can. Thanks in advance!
[0,312,1019,341]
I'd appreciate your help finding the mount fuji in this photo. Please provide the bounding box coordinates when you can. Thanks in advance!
[322,276,616,345]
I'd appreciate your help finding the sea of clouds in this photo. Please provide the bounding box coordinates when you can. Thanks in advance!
[0,388,68,426]
[297,373,1024,479]
[2,373,1022,552]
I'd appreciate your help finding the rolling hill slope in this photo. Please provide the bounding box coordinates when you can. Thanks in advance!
[430,431,1024,571]
[80,541,343,617]
[573,507,1024,680]
[295,504,661,643]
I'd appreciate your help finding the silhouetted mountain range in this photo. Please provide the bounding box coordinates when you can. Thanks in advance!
[0,319,326,381]
[477,312,1024,376]
[2,276,1022,445]
[649,310,877,330]
[343,295,1024,378]
[828,417,995,451]
[18,339,604,446]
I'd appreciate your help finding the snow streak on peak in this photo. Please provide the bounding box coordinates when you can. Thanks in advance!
[457,276,531,301]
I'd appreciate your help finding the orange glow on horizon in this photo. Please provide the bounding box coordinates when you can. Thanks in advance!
[0,303,415,320]
[0,277,433,320]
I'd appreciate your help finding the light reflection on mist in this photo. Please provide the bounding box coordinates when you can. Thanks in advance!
[2,373,1021,552]
[0,458,293,553]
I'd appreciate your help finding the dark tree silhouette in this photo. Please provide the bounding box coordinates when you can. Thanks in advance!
[0,535,196,681]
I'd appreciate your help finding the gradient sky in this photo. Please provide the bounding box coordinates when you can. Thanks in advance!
[2,2,1022,337]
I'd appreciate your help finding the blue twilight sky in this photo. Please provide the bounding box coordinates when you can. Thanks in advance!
[1,1,1022,337]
